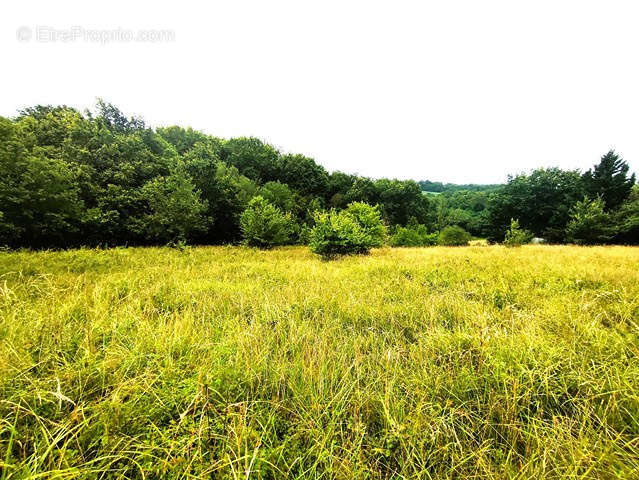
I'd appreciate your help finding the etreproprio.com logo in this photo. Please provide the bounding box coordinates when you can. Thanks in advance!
[16,25,175,44]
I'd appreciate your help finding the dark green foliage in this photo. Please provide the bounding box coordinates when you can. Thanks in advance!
[240,196,293,248]
[208,162,259,243]
[582,150,635,210]
[390,224,438,247]
[327,171,356,208]
[565,197,615,245]
[309,202,385,258]
[432,190,491,237]
[613,185,639,244]
[93,98,146,132]
[344,177,380,205]
[375,179,431,226]
[1,101,637,248]
[157,125,221,156]
[418,180,500,193]
[258,181,295,213]
[438,226,471,246]
[276,154,330,197]
[340,178,432,226]
[1,104,267,247]
[0,116,84,247]
[487,168,585,243]
[220,137,280,183]
[140,169,209,243]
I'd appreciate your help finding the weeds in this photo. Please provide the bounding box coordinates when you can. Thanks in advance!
[0,245,638,478]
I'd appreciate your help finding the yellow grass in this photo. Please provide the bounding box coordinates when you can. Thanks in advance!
[1,245,638,478]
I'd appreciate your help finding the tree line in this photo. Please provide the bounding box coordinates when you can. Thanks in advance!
[417,180,500,193]
[0,101,637,249]
[423,153,636,245]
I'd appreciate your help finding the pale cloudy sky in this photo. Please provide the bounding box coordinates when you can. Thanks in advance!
[2,0,638,183]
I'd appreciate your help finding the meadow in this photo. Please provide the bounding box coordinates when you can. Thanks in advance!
[1,245,638,479]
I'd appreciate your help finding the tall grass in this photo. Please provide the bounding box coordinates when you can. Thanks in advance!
[1,245,638,479]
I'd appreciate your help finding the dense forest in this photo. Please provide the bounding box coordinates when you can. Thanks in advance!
[1,101,637,248]
[417,180,500,193]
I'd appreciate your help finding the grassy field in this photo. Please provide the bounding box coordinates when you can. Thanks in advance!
[1,245,638,479]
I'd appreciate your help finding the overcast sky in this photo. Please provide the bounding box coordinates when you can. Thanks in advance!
[3,1,639,183]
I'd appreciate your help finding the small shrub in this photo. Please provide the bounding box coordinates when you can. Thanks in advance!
[438,226,471,246]
[391,224,438,247]
[391,226,421,247]
[343,202,386,247]
[167,239,190,252]
[309,202,385,259]
[240,196,293,248]
[503,218,533,247]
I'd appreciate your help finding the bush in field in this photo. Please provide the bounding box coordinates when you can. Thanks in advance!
[240,196,293,248]
[309,202,385,258]
[438,225,471,246]
[503,218,533,247]
[343,202,386,247]
[391,224,438,247]
[309,211,368,258]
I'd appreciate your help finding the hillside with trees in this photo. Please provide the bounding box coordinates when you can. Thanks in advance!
[418,180,501,193]
[1,102,637,249]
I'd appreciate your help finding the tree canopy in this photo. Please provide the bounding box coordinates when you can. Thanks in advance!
[582,150,636,211]
[0,102,636,248]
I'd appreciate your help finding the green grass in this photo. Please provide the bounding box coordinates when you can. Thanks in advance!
[1,245,638,479]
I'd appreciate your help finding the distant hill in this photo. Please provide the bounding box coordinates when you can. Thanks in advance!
[418,180,501,193]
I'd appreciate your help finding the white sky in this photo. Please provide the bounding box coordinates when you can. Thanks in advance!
[2,0,639,184]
